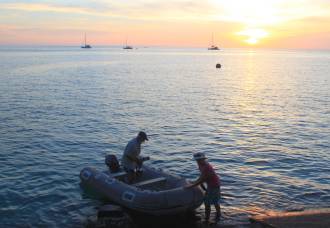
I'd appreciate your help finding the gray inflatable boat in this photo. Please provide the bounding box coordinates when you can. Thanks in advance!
[80,165,204,215]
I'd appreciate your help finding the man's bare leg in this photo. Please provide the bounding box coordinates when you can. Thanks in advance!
[126,171,136,184]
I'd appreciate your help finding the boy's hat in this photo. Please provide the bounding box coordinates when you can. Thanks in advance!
[193,152,206,160]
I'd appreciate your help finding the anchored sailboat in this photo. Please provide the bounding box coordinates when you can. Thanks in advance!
[208,33,219,50]
[81,33,91,48]
[123,38,133,49]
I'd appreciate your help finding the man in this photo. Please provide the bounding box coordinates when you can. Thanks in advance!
[185,152,221,223]
[121,131,148,183]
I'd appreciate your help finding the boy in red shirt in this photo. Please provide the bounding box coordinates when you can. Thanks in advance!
[185,152,221,223]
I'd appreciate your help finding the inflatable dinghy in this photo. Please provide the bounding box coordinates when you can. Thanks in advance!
[80,165,204,215]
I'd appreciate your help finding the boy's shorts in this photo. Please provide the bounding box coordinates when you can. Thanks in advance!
[204,187,220,206]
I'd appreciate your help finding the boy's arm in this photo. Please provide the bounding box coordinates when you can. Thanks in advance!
[185,172,207,188]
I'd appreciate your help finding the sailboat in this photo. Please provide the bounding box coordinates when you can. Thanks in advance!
[81,33,91,48]
[123,38,133,49]
[208,33,219,50]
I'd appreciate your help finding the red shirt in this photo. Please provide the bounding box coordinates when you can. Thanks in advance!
[199,162,220,188]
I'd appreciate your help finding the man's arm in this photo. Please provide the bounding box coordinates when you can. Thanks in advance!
[125,154,141,164]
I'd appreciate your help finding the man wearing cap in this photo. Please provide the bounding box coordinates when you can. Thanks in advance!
[121,131,149,183]
[185,152,221,223]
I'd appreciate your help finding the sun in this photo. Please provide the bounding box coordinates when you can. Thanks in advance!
[236,28,269,45]
[212,0,277,45]
[246,37,258,45]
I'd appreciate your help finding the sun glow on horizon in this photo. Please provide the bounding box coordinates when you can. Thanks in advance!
[237,28,269,45]
[215,0,276,45]
[214,0,329,47]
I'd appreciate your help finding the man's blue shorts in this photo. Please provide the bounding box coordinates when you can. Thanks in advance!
[204,187,220,206]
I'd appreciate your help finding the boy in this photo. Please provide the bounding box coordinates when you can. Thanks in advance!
[185,152,221,223]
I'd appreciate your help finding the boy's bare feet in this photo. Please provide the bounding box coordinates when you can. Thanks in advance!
[214,214,220,222]
[202,219,210,226]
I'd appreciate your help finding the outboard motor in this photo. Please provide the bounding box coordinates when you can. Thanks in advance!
[97,204,132,228]
[86,204,132,228]
[105,154,120,173]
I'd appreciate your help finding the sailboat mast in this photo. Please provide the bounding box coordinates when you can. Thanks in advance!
[212,33,214,46]
[84,33,87,46]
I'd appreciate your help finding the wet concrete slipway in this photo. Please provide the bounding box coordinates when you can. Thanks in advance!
[84,203,330,228]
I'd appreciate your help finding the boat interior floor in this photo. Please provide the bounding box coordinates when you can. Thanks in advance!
[107,169,171,191]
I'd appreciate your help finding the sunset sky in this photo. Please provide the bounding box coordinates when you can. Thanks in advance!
[0,0,330,49]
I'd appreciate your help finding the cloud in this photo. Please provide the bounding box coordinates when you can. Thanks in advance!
[2,0,328,24]
[0,1,221,22]
[1,3,107,16]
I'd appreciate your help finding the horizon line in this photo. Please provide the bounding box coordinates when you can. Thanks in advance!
[0,44,329,51]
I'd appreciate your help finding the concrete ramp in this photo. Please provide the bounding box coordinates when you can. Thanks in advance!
[250,208,330,228]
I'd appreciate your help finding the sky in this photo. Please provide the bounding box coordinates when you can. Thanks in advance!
[0,0,330,49]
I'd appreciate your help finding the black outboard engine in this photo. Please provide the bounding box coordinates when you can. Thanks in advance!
[105,154,120,173]
[86,204,133,228]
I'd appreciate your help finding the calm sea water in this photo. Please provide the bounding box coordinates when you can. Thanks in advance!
[0,46,329,227]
